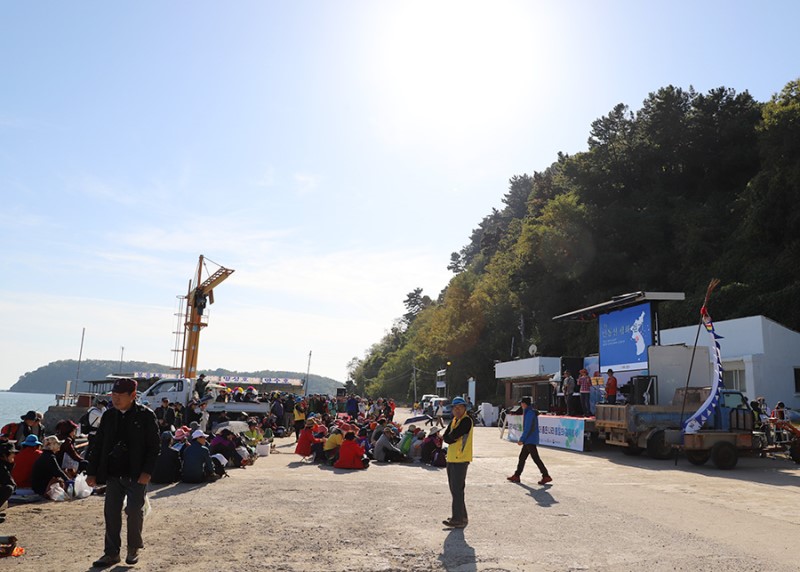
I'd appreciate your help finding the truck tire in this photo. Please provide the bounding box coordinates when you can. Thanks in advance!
[710,441,738,470]
[685,450,710,466]
[622,444,644,456]
[790,441,800,464]
[646,430,673,460]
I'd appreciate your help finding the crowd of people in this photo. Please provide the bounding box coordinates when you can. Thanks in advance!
[291,398,450,469]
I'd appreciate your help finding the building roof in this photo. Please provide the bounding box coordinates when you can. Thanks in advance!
[552,291,685,322]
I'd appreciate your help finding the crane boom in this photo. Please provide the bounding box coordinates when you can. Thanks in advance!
[180,254,234,379]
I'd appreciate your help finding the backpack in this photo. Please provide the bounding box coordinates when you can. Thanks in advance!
[431,448,447,467]
[211,456,229,478]
[79,411,93,434]
[1,422,19,440]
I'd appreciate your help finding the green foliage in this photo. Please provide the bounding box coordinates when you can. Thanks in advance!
[350,78,800,404]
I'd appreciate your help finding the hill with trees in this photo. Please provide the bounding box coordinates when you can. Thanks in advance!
[8,359,343,396]
[348,79,800,403]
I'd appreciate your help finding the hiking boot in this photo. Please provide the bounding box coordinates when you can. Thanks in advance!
[92,553,121,568]
[507,474,520,482]
[125,548,140,565]
[442,519,467,528]
[538,475,553,485]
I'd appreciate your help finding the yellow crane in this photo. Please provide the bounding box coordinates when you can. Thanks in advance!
[177,255,234,379]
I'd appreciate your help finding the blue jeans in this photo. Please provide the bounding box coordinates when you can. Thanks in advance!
[446,462,469,523]
[104,476,147,556]
[580,393,591,417]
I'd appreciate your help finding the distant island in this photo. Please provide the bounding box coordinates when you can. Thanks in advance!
[9,359,344,396]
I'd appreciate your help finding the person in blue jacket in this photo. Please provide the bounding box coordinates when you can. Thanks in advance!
[507,397,552,485]
[181,430,216,483]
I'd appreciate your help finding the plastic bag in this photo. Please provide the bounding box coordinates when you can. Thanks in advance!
[46,482,68,502]
[122,494,152,520]
[73,474,92,499]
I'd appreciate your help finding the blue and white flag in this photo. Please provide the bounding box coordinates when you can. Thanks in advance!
[682,307,725,434]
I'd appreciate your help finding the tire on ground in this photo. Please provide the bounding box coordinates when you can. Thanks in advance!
[622,444,644,456]
[710,441,738,470]
[646,429,673,460]
[790,440,800,464]
[685,450,711,465]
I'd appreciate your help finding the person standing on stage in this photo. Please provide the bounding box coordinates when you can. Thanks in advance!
[578,369,592,417]
[507,397,552,485]
[87,378,160,568]
[442,397,473,529]
[563,370,576,416]
[605,369,618,405]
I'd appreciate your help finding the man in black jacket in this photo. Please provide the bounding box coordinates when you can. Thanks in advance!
[87,378,160,568]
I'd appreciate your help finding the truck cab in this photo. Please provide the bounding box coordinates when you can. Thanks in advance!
[139,378,199,408]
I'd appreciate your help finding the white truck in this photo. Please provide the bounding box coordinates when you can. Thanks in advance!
[138,378,271,416]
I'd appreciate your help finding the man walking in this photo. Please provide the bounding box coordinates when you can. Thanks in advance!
[87,378,160,568]
[442,396,473,528]
[507,397,552,485]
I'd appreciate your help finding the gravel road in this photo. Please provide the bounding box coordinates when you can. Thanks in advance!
[3,413,798,571]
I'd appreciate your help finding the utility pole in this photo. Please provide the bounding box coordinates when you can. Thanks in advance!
[119,346,125,374]
[304,350,312,396]
[412,362,417,403]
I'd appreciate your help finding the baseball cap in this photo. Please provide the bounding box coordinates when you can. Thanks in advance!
[518,397,532,405]
[111,378,138,393]
[191,429,208,440]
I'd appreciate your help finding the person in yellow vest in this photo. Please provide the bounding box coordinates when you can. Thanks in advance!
[441,396,473,528]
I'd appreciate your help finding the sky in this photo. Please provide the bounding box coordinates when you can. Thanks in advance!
[1,1,799,389]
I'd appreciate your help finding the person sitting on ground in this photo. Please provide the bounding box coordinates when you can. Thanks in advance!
[210,429,247,468]
[32,435,70,498]
[243,420,263,448]
[421,427,442,465]
[14,410,46,442]
[11,434,43,490]
[0,441,16,523]
[398,425,417,456]
[373,426,411,463]
[334,431,369,470]
[355,427,372,456]
[55,419,87,476]
[371,417,388,445]
[409,430,425,461]
[181,430,217,483]
[295,418,324,459]
[323,428,343,465]
[151,431,182,484]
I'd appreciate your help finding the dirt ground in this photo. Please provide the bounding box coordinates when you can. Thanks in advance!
[2,412,799,572]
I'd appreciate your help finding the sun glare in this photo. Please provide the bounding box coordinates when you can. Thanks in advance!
[367,1,553,151]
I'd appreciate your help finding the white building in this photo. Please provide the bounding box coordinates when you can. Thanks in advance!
[660,315,800,410]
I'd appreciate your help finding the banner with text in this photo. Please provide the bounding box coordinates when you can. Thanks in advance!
[505,414,523,442]
[539,416,585,451]
[505,415,585,451]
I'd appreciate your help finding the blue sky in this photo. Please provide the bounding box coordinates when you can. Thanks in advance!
[2,1,798,388]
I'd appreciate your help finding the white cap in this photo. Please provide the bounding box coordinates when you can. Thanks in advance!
[191,429,208,440]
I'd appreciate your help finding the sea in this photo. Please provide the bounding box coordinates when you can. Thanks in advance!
[0,391,57,428]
